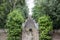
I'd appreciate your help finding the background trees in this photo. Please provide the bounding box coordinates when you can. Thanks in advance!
[0,0,9,28]
[33,0,60,29]
[0,0,28,28]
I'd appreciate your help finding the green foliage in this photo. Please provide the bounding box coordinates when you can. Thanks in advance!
[32,5,45,22]
[6,9,24,40]
[0,0,27,28]
[38,15,52,40]
[0,0,10,28]
[33,0,53,40]
[34,0,60,29]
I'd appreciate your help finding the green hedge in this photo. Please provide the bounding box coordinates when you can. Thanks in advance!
[38,15,52,40]
[6,9,24,40]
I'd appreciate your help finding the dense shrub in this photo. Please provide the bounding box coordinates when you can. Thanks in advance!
[6,9,24,40]
[38,15,52,40]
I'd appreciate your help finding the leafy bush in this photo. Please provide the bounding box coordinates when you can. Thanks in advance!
[38,15,52,40]
[6,9,24,40]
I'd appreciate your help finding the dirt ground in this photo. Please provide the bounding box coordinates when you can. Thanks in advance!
[52,30,60,40]
[0,29,60,40]
[0,29,7,40]
[52,34,60,40]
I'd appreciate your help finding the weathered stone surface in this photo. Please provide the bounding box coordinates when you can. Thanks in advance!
[22,17,39,40]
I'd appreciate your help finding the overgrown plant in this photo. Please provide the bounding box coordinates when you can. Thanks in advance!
[38,15,52,40]
[6,9,24,40]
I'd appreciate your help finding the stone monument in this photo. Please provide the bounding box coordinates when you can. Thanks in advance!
[22,16,39,40]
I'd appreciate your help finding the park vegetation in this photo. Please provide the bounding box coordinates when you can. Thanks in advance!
[32,0,60,40]
[0,0,60,40]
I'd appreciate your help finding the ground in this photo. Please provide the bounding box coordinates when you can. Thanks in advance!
[0,29,7,40]
[0,29,60,40]
[52,30,60,40]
